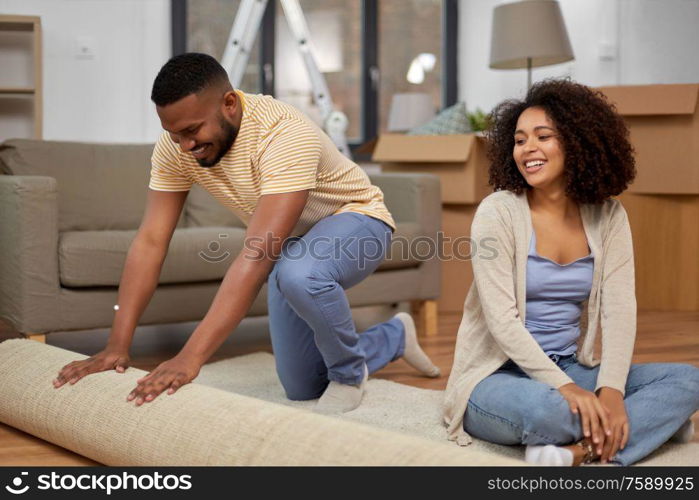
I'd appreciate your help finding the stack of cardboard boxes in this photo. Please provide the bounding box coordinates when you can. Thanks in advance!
[598,83,699,312]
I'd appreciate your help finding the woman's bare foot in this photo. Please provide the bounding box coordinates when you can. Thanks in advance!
[562,437,600,466]
[562,444,586,466]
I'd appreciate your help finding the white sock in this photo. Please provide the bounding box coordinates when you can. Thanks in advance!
[314,364,368,414]
[525,445,574,466]
[394,312,440,378]
[670,420,695,443]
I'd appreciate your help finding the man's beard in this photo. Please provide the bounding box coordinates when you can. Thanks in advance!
[196,113,239,167]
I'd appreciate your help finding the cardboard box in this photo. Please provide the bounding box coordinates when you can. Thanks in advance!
[439,205,478,314]
[373,133,491,313]
[597,84,699,194]
[619,192,699,311]
[372,133,492,204]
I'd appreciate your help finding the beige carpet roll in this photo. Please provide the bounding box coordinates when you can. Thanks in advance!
[0,339,522,466]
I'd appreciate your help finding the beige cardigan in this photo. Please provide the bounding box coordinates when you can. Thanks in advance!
[443,190,637,446]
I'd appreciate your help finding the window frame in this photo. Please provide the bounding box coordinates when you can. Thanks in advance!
[171,0,458,159]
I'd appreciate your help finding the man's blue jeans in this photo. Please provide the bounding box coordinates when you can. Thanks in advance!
[463,354,699,465]
[267,212,406,401]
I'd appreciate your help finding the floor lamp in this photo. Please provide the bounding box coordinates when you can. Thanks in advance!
[489,0,574,90]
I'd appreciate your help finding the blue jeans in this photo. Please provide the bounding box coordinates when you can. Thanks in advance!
[463,354,699,465]
[267,212,406,400]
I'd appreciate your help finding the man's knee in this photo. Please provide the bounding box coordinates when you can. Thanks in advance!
[276,258,333,299]
[279,372,327,401]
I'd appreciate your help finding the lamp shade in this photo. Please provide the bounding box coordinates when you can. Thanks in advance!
[387,93,435,132]
[490,0,574,70]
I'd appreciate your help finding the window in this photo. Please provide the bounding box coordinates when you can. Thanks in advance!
[173,0,457,154]
[275,0,363,141]
[183,0,263,94]
[378,0,442,132]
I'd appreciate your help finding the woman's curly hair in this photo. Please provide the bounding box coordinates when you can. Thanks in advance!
[485,78,636,204]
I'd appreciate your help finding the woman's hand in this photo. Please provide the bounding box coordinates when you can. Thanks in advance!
[127,352,202,406]
[558,383,612,456]
[54,348,130,388]
[596,387,629,464]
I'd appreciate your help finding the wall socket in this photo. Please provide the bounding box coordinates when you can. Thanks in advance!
[75,36,97,60]
[599,42,617,61]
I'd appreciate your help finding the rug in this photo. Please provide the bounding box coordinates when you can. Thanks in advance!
[1,339,524,466]
[196,352,699,466]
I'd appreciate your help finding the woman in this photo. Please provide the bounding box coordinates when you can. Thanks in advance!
[443,78,699,466]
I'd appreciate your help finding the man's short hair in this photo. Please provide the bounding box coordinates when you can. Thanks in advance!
[151,52,231,107]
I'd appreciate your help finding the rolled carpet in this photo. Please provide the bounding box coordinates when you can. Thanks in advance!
[0,339,522,466]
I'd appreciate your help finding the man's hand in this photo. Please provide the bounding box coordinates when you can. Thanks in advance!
[54,348,130,388]
[127,352,202,406]
[596,387,629,464]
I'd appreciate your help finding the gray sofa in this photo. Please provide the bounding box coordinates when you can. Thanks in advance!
[0,139,441,342]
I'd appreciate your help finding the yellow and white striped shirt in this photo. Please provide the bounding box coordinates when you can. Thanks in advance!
[149,91,395,235]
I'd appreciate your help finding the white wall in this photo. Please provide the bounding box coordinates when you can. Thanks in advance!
[0,0,171,143]
[619,0,699,84]
[459,0,699,113]
[3,0,698,141]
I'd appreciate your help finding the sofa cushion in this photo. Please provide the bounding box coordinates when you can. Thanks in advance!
[378,222,424,271]
[0,139,160,232]
[58,222,423,288]
[59,227,247,287]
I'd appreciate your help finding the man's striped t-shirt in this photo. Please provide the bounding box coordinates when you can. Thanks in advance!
[149,91,395,235]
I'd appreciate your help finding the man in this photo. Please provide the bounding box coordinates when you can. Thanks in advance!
[53,53,438,412]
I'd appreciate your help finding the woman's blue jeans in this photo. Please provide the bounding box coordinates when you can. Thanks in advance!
[267,212,405,401]
[463,354,699,465]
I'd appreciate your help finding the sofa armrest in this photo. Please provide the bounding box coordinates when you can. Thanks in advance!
[369,172,441,299]
[0,175,60,333]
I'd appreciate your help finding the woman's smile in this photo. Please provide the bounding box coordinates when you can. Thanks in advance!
[524,159,547,174]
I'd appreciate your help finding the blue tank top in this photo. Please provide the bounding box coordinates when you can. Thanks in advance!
[525,229,594,356]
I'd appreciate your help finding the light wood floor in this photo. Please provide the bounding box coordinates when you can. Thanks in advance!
[1,310,697,466]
